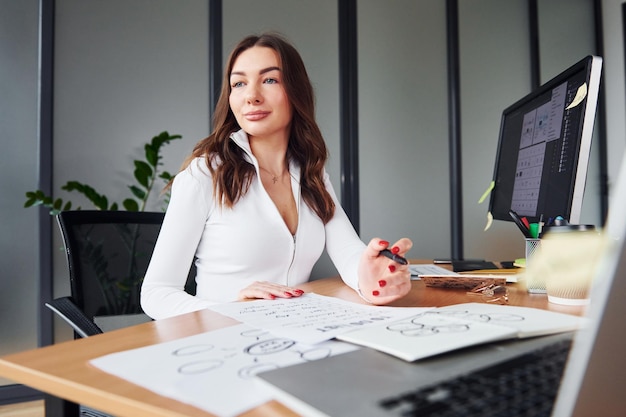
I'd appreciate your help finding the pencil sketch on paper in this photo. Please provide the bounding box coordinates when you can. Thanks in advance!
[168,327,340,378]
[337,303,584,362]
[384,309,525,338]
[90,323,358,417]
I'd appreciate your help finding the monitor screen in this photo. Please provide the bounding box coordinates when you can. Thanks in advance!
[488,55,603,225]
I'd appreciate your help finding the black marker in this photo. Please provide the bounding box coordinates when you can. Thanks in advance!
[379,249,408,265]
[509,210,533,238]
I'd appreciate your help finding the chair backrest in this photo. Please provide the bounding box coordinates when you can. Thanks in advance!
[56,211,196,324]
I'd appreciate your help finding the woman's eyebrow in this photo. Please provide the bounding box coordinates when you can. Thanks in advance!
[230,66,281,77]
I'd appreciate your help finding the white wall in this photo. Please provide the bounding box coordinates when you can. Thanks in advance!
[54,0,210,212]
[358,0,450,258]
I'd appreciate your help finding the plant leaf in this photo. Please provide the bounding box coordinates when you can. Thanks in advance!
[144,144,158,167]
[134,161,152,188]
[123,198,139,211]
[129,185,146,200]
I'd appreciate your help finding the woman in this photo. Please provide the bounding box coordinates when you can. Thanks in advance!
[141,33,412,320]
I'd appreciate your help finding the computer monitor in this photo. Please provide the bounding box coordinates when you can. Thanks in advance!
[488,55,603,225]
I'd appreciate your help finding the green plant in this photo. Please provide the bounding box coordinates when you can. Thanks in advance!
[24,131,182,214]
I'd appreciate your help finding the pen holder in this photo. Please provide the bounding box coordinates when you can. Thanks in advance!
[524,238,545,293]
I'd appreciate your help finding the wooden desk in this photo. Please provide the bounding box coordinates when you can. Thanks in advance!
[0,276,584,417]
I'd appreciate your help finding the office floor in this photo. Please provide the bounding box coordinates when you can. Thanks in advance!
[0,400,43,417]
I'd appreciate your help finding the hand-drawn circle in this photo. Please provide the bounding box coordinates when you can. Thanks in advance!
[245,338,295,355]
[401,327,437,337]
[178,359,223,375]
[172,344,214,356]
[387,322,423,332]
[240,329,270,338]
[483,313,524,322]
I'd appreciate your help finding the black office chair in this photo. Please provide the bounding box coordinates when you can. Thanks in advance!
[46,210,197,338]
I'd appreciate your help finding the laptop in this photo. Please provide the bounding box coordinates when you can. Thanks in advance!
[256,154,626,417]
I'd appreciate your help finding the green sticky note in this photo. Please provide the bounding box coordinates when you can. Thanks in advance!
[478,181,495,204]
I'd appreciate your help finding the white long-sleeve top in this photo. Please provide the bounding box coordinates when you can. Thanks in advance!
[141,130,366,319]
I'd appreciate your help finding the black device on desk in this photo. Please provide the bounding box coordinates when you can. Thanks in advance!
[450,259,499,272]
[433,259,500,272]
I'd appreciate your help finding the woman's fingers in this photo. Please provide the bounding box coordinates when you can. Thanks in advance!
[238,281,305,301]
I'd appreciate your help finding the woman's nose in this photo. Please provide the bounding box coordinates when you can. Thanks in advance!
[246,88,262,104]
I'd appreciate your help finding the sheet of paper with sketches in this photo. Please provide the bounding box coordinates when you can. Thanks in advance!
[337,303,586,362]
[90,323,358,417]
[209,293,432,345]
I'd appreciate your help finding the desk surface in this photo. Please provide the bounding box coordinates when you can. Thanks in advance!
[0,275,584,417]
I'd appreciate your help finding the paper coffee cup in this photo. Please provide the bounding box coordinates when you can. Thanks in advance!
[525,228,605,305]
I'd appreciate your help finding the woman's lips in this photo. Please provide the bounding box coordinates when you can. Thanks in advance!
[244,111,270,121]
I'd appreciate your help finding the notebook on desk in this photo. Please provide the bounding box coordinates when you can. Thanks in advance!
[256,156,626,416]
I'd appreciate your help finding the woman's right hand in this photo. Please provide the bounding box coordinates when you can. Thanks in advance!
[238,281,305,301]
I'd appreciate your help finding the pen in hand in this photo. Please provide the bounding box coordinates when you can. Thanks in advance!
[379,249,408,265]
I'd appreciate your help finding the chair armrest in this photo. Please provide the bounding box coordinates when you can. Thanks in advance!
[45,296,103,337]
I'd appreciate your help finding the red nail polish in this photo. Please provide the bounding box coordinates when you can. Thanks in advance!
[372,290,380,296]
[269,294,276,299]
[380,240,389,246]
[378,280,387,287]
[391,246,400,254]
[285,291,293,297]
[388,265,396,273]
[294,289,304,295]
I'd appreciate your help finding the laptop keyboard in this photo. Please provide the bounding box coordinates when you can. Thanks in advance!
[378,338,572,417]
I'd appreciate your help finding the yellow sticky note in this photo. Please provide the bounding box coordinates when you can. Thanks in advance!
[565,83,587,110]
[478,181,495,204]
[484,211,493,231]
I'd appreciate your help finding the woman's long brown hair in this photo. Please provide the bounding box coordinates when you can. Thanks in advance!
[180,33,335,224]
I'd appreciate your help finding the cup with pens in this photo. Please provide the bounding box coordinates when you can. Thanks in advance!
[509,210,545,293]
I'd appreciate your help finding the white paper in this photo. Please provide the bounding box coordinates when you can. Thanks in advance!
[90,323,358,417]
[209,293,431,345]
[337,303,585,361]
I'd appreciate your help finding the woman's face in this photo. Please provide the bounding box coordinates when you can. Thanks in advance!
[229,46,292,142]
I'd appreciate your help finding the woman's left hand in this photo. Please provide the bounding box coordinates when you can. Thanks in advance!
[357,237,413,305]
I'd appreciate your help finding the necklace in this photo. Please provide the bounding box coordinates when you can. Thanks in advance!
[259,166,287,184]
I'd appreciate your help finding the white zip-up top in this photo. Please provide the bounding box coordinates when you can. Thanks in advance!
[141,129,366,319]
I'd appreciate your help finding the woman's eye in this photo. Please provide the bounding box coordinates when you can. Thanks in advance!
[231,81,245,88]
[264,78,278,84]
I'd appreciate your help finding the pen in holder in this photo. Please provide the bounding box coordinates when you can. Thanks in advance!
[525,238,545,293]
